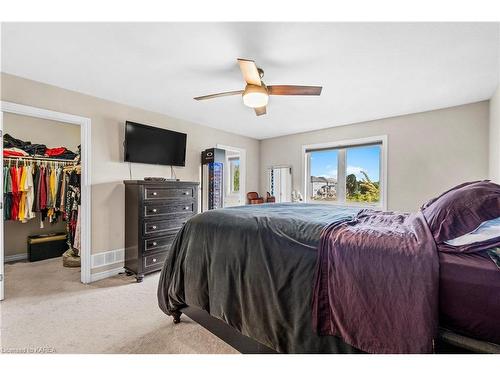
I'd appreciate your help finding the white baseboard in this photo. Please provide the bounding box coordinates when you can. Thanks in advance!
[4,253,28,263]
[90,266,125,283]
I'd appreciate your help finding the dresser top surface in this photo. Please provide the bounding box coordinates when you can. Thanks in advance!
[123,180,199,186]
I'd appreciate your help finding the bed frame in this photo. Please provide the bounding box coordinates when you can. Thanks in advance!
[174,306,500,354]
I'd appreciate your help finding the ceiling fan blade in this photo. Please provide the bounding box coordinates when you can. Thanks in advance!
[237,58,262,86]
[194,90,244,101]
[254,106,267,116]
[268,85,322,96]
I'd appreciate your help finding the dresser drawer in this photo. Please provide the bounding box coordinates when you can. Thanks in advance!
[144,186,195,200]
[143,202,195,218]
[144,251,168,270]
[143,217,190,235]
[143,232,177,253]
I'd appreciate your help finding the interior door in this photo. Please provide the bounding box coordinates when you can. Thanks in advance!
[0,111,4,300]
[269,166,292,203]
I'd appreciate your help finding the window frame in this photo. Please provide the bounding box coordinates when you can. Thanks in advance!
[302,135,387,210]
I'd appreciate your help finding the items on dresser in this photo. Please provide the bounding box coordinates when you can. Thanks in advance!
[144,177,167,182]
[124,180,199,282]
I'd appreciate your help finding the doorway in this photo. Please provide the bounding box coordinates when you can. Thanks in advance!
[268,166,293,203]
[216,144,246,208]
[0,101,92,301]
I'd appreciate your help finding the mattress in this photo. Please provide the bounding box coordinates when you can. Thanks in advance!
[439,251,500,344]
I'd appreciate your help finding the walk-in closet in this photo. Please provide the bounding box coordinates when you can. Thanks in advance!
[2,112,82,297]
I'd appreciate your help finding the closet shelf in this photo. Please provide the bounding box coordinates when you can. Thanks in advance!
[4,155,78,164]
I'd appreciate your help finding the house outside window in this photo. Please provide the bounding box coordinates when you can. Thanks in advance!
[303,136,386,209]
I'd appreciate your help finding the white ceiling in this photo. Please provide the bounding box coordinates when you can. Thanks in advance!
[2,22,499,139]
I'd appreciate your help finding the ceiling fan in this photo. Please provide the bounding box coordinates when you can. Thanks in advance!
[194,58,322,116]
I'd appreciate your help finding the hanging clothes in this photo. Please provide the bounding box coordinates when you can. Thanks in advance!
[3,158,81,266]
[65,170,81,253]
[4,165,12,220]
[10,166,20,220]
[73,205,81,254]
[18,165,27,222]
[25,164,35,221]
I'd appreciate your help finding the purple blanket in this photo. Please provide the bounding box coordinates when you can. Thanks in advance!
[312,209,439,353]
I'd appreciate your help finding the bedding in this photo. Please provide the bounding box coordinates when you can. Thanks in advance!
[439,251,500,344]
[312,209,439,353]
[158,203,363,353]
[157,202,500,353]
[422,180,500,249]
[445,217,500,246]
[488,248,500,269]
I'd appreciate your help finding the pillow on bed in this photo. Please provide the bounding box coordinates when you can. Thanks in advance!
[445,217,500,246]
[422,180,500,243]
[421,180,481,209]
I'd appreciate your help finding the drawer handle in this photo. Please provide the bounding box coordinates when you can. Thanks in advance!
[152,242,157,246]
[152,208,157,213]
[184,206,190,210]
[183,191,190,195]
[152,258,157,263]
[152,192,158,196]
[152,225,157,230]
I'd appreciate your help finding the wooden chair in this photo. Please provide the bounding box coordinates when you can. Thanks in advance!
[266,192,276,203]
[247,192,264,205]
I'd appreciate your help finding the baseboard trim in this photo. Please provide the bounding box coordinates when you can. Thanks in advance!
[90,267,125,283]
[4,253,28,263]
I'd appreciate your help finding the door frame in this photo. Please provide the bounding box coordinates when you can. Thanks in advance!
[216,144,246,206]
[267,165,293,202]
[0,101,92,298]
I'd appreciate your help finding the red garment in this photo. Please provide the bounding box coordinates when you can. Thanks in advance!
[4,149,27,157]
[10,167,20,220]
[44,147,67,157]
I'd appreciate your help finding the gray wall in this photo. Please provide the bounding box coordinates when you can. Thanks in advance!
[1,73,261,269]
[261,101,490,212]
[490,85,500,182]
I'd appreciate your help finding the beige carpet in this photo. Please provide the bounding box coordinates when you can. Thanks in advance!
[0,258,237,354]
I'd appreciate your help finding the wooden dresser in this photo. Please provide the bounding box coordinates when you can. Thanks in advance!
[123,180,199,282]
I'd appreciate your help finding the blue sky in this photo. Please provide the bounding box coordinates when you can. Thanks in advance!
[310,145,380,181]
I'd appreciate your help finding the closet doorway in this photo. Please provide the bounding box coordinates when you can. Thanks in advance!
[0,102,91,301]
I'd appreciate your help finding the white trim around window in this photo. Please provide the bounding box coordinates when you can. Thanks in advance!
[301,135,388,210]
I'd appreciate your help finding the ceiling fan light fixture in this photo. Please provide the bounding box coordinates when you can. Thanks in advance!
[242,84,269,108]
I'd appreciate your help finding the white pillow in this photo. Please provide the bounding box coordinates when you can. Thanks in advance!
[445,217,500,246]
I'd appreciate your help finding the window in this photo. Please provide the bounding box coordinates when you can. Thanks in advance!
[229,157,240,193]
[345,145,381,204]
[305,137,385,207]
[308,149,339,202]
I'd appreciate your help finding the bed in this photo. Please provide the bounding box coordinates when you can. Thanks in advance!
[157,203,500,354]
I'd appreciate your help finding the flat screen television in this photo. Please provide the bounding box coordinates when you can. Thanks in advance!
[124,121,187,166]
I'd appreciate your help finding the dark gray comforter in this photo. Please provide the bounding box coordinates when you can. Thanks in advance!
[157,203,361,353]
